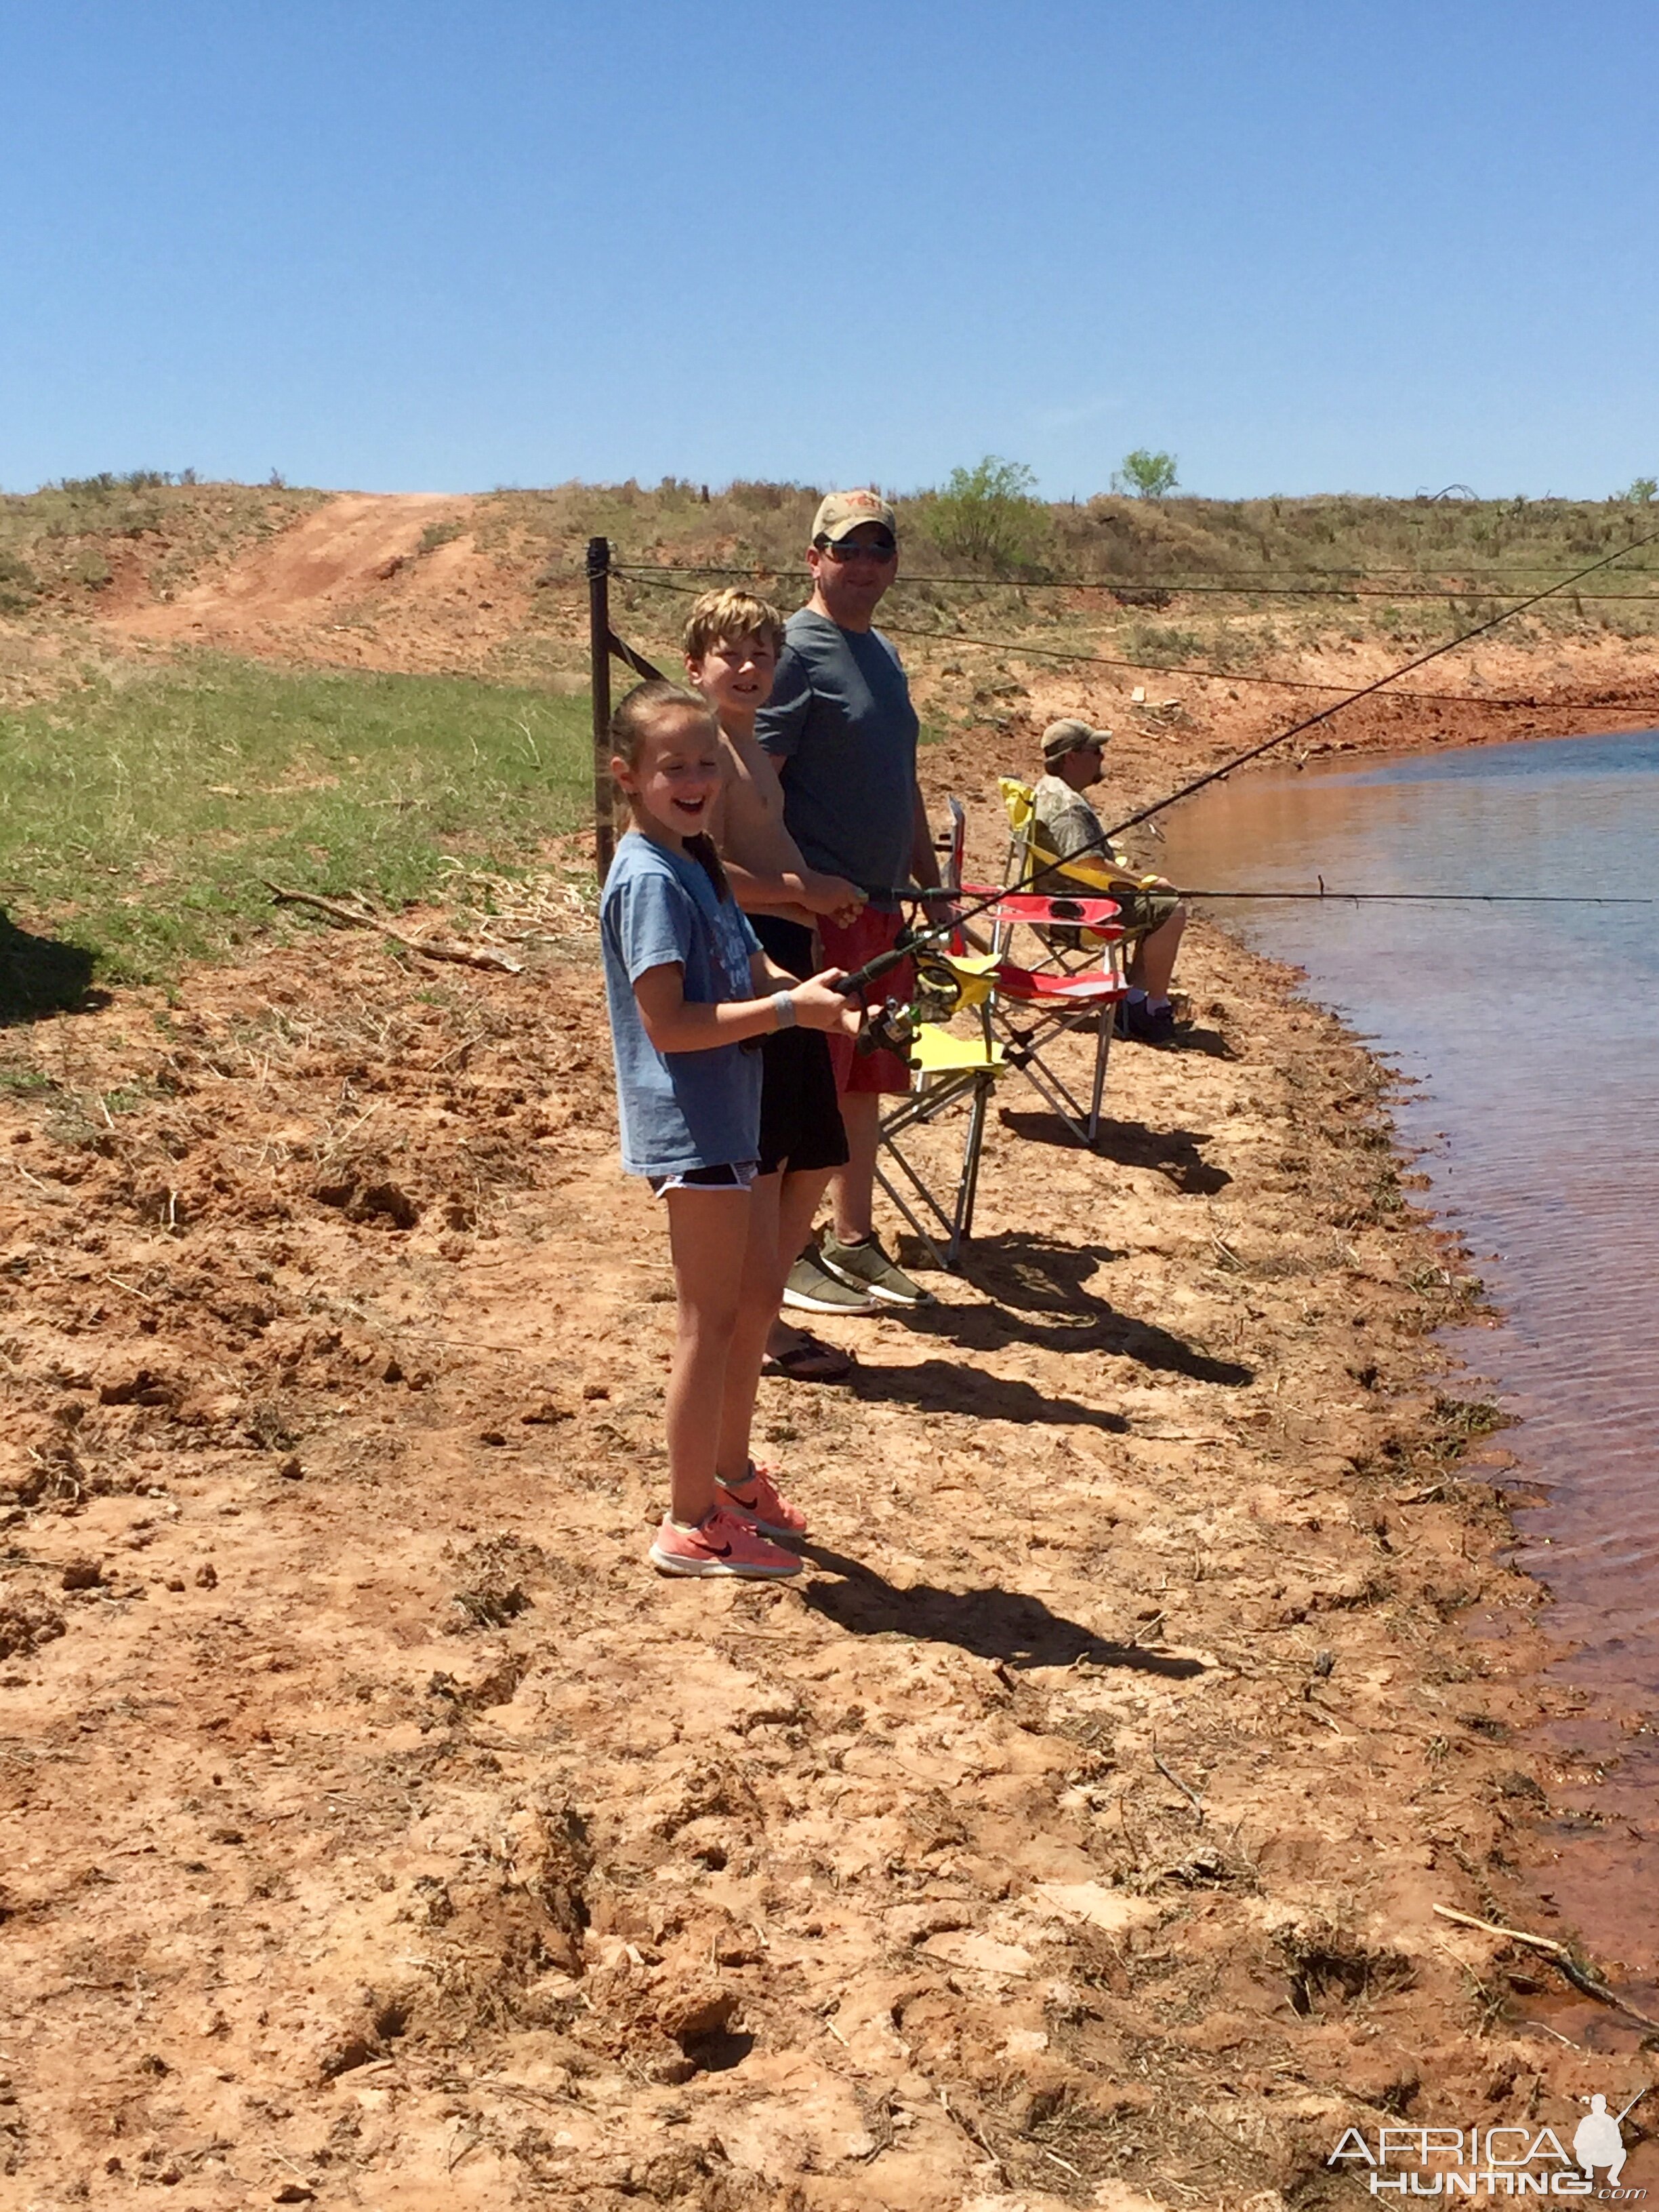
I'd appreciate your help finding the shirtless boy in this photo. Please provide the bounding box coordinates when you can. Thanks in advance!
[683,589,872,1382]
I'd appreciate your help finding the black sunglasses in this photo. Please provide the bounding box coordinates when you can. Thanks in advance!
[816,535,897,562]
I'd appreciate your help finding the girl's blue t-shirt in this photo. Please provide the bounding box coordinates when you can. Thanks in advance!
[599,832,763,1176]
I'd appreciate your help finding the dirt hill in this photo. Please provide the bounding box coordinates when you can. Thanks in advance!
[6,480,1659,746]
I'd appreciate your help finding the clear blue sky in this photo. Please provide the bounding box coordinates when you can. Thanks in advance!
[2,0,1654,499]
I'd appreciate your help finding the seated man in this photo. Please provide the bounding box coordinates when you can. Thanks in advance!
[1031,717,1187,1043]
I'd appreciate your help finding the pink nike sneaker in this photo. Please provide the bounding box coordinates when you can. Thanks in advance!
[649,1504,802,1580]
[717,1460,809,1540]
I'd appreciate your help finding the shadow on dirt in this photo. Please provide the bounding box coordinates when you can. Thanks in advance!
[0,912,105,1026]
[897,1232,1253,1385]
[798,1542,1207,1676]
[998,1110,1232,1195]
[848,1354,1130,1432]
[946,1231,1126,1311]
[1149,1022,1233,1059]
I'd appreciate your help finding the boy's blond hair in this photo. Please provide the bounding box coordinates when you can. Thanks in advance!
[681,588,785,665]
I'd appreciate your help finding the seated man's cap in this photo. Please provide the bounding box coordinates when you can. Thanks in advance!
[1042,717,1112,764]
[812,489,899,544]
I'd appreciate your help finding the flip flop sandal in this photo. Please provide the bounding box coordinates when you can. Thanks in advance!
[760,1332,857,1384]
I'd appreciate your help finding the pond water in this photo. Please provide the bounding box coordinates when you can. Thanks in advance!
[1160,728,1659,1978]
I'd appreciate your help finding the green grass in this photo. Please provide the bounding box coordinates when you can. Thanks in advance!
[0,654,594,983]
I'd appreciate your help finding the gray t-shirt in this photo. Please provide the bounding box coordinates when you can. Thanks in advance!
[754,609,920,909]
[600,833,762,1176]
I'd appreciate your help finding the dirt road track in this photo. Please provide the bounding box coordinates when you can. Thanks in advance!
[112,492,481,653]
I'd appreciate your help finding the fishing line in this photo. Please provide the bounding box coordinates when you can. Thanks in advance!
[865,884,1653,907]
[1170,888,1654,905]
[830,519,1659,1000]
[609,558,1659,600]
[1105,520,1659,839]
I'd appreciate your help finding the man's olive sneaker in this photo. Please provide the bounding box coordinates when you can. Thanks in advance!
[781,1253,880,1316]
[817,1231,933,1308]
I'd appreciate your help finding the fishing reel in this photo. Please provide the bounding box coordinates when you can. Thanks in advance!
[853,949,966,1059]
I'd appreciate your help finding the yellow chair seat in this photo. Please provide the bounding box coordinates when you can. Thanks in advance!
[943,951,1002,981]
[908,1023,1006,1078]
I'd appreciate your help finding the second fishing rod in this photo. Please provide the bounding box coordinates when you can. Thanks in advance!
[827,516,1659,1006]
[858,884,1655,908]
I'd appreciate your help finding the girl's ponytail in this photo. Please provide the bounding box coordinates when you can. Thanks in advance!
[682,832,731,905]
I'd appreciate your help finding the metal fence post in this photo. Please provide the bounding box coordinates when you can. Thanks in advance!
[587,535,614,881]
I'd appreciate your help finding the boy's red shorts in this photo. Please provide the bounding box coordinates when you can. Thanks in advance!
[818,907,915,1097]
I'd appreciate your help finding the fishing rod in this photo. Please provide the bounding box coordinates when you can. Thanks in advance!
[1105,520,1659,841]
[862,882,1654,907]
[1177,888,1654,905]
[830,517,1659,1006]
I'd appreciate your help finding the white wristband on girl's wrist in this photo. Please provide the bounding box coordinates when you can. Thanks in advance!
[772,991,797,1030]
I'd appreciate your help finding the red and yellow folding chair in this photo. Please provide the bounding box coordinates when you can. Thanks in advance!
[947,902,1128,1149]
[997,775,1160,972]
[872,925,1125,1269]
[938,791,1131,1147]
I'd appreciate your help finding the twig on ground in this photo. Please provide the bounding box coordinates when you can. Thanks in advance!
[483,2079,582,2111]
[937,2087,1006,2182]
[446,2122,481,2174]
[262,882,523,974]
[1433,1937,1507,2036]
[1433,1904,1659,2030]
[1151,1738,1205,1826]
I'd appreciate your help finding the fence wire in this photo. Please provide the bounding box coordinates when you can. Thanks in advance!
[609,557,1659,602]
[611,562,1611,706]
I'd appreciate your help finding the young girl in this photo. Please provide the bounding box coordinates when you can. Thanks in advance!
[600,682,861,1579]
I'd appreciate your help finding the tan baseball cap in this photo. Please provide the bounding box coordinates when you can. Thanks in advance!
[812,489,898,544]
[1042,716,1111,764]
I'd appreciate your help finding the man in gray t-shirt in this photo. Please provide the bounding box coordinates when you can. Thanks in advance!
[758,607,920,911]
[754,491,942,1311]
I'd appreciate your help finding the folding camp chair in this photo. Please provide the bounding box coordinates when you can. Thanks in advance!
[953,905,1128,1148]
[870,794,1134,1268]
[872,942,1124,1282]
[868,800,1004,1270]
[873,923,1130,1258]
[931,792,1130,1147]
[874,1020,1007,1271]
[997,776,1142,975]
